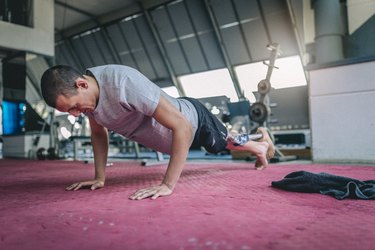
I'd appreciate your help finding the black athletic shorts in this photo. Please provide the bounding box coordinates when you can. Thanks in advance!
[180,97,228,153]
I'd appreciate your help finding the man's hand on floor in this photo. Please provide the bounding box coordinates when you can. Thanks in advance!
[129,183,173,200]
[66,180,105,191]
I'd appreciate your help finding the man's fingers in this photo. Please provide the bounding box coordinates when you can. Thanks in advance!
[66,183,79,191]
[129,191,142,200]
[130,185,172,200]
[66,181,103,191]
[73,183,82,191]
[130,189,156,200]
[151,193,160,200]
[136,190,155,200]
[131,189,145,197]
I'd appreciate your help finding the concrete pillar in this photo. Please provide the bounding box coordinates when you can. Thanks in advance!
[0,0,54,57]
[313,0,346,63]
[2,53,26,101]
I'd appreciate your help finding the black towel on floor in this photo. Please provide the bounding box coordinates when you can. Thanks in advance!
[271,171,375,200]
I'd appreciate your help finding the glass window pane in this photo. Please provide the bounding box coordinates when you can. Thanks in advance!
[162,86,180,98]
[179,69,238,101]
[236,55,307,102]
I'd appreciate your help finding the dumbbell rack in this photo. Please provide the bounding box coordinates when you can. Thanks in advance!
[250,43,296,162]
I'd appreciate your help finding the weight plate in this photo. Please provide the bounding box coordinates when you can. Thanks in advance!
[37,148,47,160]
[257,79,271,95]
[249,102,269,123]
[47,147,56,160]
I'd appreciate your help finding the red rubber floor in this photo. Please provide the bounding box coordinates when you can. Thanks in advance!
[0,159,374,250]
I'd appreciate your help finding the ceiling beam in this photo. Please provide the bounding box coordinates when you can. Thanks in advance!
[141,4,186,96]
[55,0,173,41]
[55,0,95,18]
[203,0,245,100]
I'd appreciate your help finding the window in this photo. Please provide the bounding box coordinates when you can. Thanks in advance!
[179,69,239,101]
[162,86,180,98]
[235,55,307,102]
[176,56,306,103]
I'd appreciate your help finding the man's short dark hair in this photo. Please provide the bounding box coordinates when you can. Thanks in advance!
[40,65,83,108]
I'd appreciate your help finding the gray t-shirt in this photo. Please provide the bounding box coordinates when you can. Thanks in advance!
[84,65,198,154]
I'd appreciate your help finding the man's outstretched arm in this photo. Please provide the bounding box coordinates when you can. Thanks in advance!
[66,117,109,191]
[129,95,193,200]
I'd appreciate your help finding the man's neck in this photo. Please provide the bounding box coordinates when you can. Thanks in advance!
[84,74,100,107]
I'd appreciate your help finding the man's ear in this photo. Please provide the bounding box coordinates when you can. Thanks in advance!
[75,77,88,89]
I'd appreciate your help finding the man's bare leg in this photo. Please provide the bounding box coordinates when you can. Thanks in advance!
[256,127,275,159]
[226,136,269,169]
[253,128,275,169]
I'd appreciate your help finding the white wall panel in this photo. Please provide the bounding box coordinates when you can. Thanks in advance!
[309,60,375,163]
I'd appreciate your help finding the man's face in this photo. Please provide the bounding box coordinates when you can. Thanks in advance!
[55,85,96,117]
